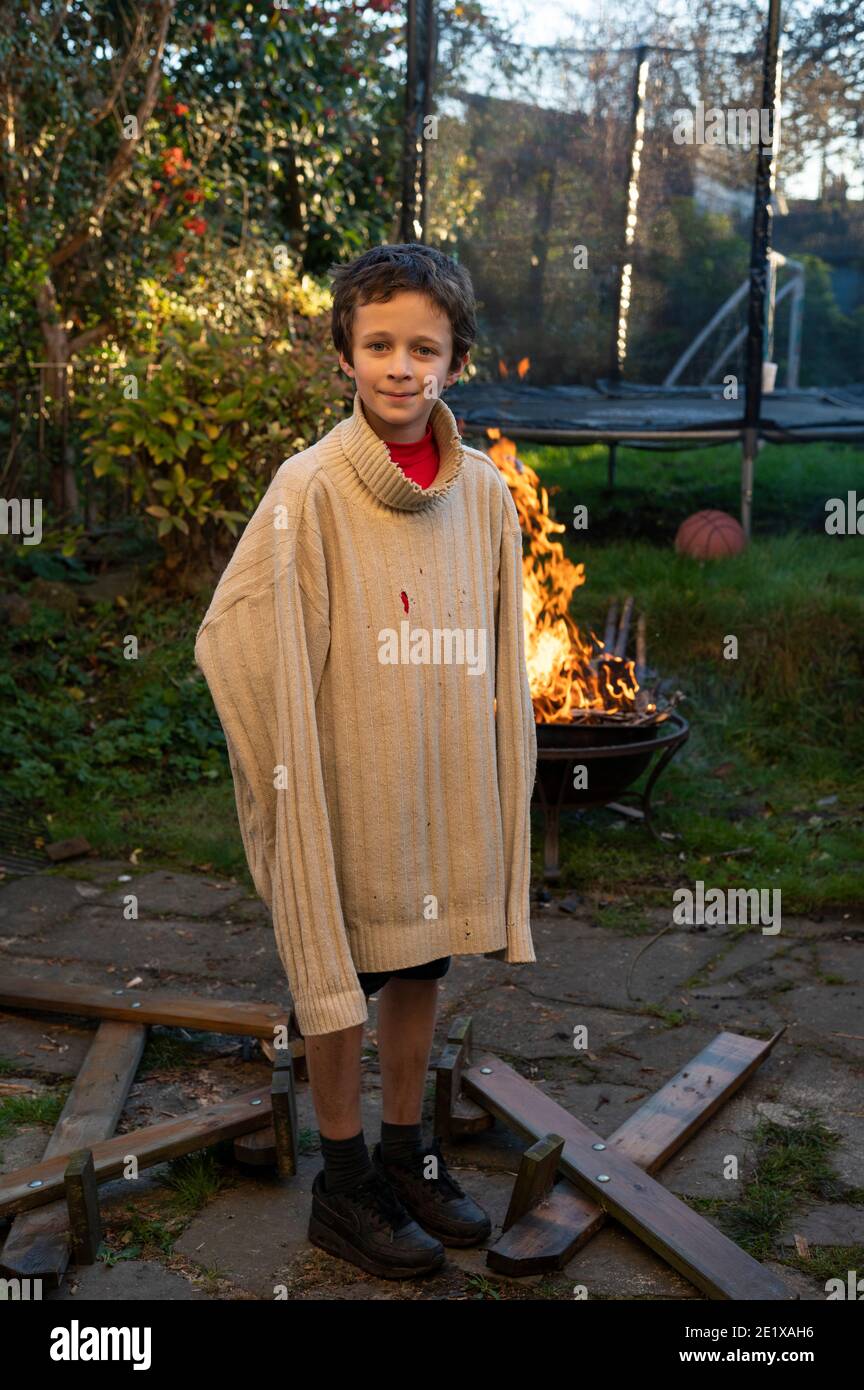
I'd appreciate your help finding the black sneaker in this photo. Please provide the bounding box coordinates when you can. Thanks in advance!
[371,1135,492,1248]
[308,1168,446,1280]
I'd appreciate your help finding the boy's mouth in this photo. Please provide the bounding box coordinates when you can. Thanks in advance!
[379,390,417,399]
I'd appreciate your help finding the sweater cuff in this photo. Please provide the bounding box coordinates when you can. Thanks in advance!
[485,920,536,964]
[292,986,369,1038]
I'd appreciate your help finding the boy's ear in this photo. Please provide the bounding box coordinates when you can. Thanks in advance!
[338,352,355,378]
[446,351,469,386]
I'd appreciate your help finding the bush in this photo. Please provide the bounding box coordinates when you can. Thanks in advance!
[76,254,351,591]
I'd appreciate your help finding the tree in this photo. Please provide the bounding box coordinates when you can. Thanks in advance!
[1,0,177,510]
[0,0,404,513]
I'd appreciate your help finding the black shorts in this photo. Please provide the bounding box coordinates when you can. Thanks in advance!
[357,955,451,997]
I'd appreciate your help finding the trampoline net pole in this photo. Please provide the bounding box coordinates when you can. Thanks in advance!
[400,0,436,243]
[743,0,782,469]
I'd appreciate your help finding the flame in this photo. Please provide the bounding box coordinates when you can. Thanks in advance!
[498,356,532,380]
[486,429,654,724]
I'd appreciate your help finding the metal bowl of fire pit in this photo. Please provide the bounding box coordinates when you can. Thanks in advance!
[531,711,690,880]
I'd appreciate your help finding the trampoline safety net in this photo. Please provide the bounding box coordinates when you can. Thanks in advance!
[426,23,864,395]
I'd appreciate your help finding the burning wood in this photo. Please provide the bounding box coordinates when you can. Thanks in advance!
[485,428,681,728]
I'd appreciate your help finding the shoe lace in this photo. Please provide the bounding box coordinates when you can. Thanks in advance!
[422,1136,466,1200]
[352,1171,412,1230]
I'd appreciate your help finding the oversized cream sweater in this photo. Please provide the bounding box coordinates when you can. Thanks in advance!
[194,388,538,1036]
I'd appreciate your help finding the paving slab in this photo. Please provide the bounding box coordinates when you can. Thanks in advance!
[759,1051,864,1192]
[777,1203,864,1249]
[0,875,87,934]
[761,1261,839,1301]
[471,924,726,1013]
[676,991,789,1036]
[45,1258,210,1300]
[773,983,864,1060]
[94,870,246,918]
[0,1008,96,1077]
[466,986,652,1062]
[562,1221,704,1299]
[706,935,814,989]
[815,940,863,984]
[5,905,275,978]
[175,1155,322,1298]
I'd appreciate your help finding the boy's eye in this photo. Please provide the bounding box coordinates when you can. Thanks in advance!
[367,343,436,355]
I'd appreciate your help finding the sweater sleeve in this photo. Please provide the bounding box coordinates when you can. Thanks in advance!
[194,486,369,1037]
[488,502,538,963]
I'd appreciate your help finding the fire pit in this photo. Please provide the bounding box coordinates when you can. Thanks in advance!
[532,711,690,880]
[483,426,691,880]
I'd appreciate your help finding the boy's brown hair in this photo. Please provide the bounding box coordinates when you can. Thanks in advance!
[329,243,476,375]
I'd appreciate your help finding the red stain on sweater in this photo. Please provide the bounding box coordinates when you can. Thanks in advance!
[400,590,410,613]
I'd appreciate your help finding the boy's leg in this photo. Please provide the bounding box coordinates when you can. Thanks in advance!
[305,1021,373,1190]
[305,1022,365,1137]
[377,977,441,1126]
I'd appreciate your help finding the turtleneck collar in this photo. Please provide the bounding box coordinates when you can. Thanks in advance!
[338,389,465,512]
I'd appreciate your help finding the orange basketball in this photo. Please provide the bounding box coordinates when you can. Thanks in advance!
[675,510,747,560]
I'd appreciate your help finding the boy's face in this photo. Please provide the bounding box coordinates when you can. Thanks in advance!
[339,290,469,443]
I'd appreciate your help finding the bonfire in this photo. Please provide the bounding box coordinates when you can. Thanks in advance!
[485,426,680,728]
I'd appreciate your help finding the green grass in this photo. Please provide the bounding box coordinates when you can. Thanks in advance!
[154,1149,232,1212]
[686,1112,852,1271]
[523,436,863,543]
[0,1088,69,1138]
[0,1082,72,1165]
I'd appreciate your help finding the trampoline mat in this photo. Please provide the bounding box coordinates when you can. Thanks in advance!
[443,382,864,442]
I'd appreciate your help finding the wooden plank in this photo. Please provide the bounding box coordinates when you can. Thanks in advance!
[0,976,289,1038]
[260,1035,306,1068]
[271,1055,298,1179]
[610,1029,786,1173]
[0,1086,272,1219]
[0,1020,145,1284]
[488,1029,784,1275]
[502,1134,564,1232]
[463,1050,795,1300]
[234,1128,276,1167]
[434,1017,493,1138]
[490,1182,605,1275]
[65,1150,102,1264]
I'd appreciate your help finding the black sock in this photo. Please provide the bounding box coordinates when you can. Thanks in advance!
[380,1120,425,1165]
[320,1129,373,1193]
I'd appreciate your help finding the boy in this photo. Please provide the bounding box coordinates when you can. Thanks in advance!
[194,243,537,1280]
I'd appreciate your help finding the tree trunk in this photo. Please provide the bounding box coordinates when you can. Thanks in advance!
[35,277,79,517]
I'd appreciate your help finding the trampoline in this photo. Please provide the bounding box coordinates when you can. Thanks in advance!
[402,0,864,531]
[443,381,864,445]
